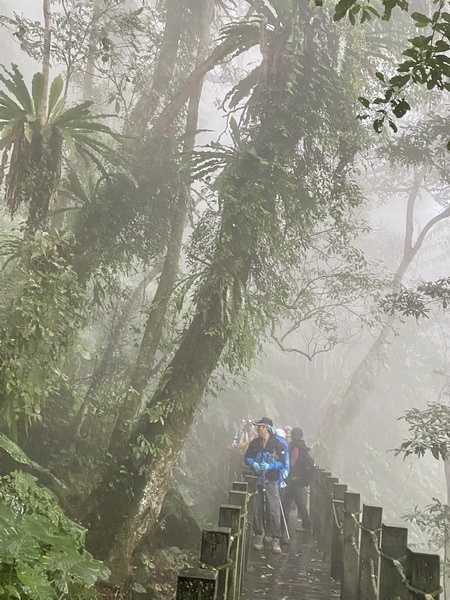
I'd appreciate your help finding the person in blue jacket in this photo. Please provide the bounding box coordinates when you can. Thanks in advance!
[244,416,288,554]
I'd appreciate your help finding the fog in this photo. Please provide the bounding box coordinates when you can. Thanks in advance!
[0,0,448,598]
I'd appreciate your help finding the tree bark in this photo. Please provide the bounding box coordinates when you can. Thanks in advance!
[127,0,186,139]
[149,0,262,137]
[40,0,52,124]
[82,0,103,101]
[84,283,230,580]
[83,17,297,580]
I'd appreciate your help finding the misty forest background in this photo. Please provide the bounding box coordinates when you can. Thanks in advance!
[0,0,449,598]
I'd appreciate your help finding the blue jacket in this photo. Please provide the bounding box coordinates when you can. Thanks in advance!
[275,434,290,487]
[244,434,288,485]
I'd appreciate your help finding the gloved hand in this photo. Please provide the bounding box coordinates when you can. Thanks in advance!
[246,458,255,467]
[252,462,261,474]
[263,461,283,472]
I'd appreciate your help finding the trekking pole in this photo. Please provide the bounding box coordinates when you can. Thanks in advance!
[261,470,267,532]
[279,496,291,541]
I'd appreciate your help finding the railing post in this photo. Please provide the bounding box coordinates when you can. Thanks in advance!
[379,524,408,600]
[331,482,347,581]
[218,505,241,600]
[317,471,332,551]
[200,528,232,600]
[310,467,323,537]
[341,491,361,600]
[406,548,441,600]
[232,482,250,574]
[323,476,339,562]
[229,490,248,595]
[176,568,218,600]
[243,474,258,570]
[357,504,382,600]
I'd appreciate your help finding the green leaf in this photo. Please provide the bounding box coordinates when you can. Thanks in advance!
[0,434,31,465]
[358,96,370,108]
[0,65,33,113]
[435,40,450,52]
[409,35,432,47]
[373,117,384,133]
[389,74,410,88]
[411,11,431,24]
[392,98,410,118]
[229,116,241,146]
[227,67,260,109]
[31,72,44,117]
[388,119,398,133]
[333,0,357,21]
[47,75,64,118]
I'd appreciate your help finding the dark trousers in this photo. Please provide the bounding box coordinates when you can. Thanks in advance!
[282,479,311,531]
[254,480,281,538]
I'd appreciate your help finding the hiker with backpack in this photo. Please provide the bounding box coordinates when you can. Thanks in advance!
[281,427,314,539]
[244,416,288,554]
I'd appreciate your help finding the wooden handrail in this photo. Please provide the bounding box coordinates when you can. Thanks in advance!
[176,455,442,600]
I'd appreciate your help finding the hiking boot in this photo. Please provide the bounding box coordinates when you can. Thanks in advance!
[252,535,263,550]
[281,533,290,545]
[272,538,282,553]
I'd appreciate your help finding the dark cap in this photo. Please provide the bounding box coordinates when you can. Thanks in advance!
[291,427,303,441]
[252,416,273,427]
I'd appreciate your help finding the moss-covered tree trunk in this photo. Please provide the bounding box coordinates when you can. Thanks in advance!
[83,18,297,581]
[84,283,231,579]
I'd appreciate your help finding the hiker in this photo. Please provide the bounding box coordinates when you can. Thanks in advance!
[275,428,290,488]
[245,417,288,554]
[282,427,314,538]
[232,419,256,454]
[275,427,291,543]
[284,425,292,443]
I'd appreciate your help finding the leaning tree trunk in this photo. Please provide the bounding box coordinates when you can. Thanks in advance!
[317,167,450,466]
[83,17,297,581]
[83,283,231,580]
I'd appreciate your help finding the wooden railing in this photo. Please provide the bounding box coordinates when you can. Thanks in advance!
[176,453,442,600]
[311,468,442,600]
[176,452,257,600]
